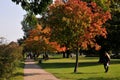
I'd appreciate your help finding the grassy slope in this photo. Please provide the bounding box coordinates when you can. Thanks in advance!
[39,57,120,80]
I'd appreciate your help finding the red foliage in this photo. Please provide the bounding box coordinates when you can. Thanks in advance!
[52,0,111,50]
[24,24,66,52]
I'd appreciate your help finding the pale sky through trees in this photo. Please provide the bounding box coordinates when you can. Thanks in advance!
[0,0,26,42]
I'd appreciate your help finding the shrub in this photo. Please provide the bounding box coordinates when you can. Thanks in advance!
[0,42,23,80]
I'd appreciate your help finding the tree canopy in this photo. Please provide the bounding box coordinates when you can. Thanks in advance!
[44,0,111,50]
[11,0,53,14]
[42,0,111,72]
[92,0,120,53]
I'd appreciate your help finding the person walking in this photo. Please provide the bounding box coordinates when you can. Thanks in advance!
[103,52,111,73]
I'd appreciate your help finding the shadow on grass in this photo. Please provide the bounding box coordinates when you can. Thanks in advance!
[18,62,24,68]
[13,72,24,77]
[24,63,40,69]
[40,59,120,69]
[24,73,52,77]
[71,72,102,74]
[77,77,120,80]
[40,62,99,69]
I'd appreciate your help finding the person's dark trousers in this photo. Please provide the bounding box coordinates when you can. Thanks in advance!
[104,63,109,73]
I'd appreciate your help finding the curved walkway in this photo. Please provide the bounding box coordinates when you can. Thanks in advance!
[24,59,60,80]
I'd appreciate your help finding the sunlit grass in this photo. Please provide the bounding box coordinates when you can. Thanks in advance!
[39,57,120,80]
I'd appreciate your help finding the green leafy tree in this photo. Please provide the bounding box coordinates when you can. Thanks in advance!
[11,0,53,14]
[18,12,38,47]
[107,0,120,53]
[93,0,120,55]
[21,13,38,36]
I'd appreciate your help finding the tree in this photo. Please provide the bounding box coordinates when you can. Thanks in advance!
[21,13,38,37]
[11,0,53,14]
[84,0,111,11]
[42,0,111,73]
[0,37,7,45]
[94,0,120,55]
[23,24,65,59]
[23,24,48,59]
[81,0,120,60]
[107,0,120,53]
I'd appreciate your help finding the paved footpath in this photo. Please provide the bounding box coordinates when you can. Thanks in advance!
[24,59,60,80]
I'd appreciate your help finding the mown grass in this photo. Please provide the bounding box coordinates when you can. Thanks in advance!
[39,56,120,80]
[9,62,24,80]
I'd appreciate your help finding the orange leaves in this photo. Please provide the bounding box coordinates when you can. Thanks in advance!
[26,24,51,42]
[81,41,88,49]
[42,27,51,34]
[24,24,43,47]
[102,11,111,23]
[24,23,65,52]
[48,42,66,52]
[36,24,42,30]
[22,0,112,52]
[65,6,73,12]
[47,0,111,51]
[95,44,101,51]
[66,0,90,17]
[90,2,97,8]
[33,36,39,41]
[49,0,64,10]
[77,1,111,50]
[105,11,111,19]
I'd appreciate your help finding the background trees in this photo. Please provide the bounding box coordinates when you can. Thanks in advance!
[91,0,120,56]
[21,13,38,35]
[12,0,119,56]
[106,0,120,53]
[23,24,52,59]
[82,0,120,59]
[0,37,8,45]
[11,0,120,73]
[23,23,66,59]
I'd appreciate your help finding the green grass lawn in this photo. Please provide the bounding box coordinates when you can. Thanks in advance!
[39,56,120,80]
[9,62,24,80]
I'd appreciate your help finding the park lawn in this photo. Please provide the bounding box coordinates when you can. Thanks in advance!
[9,62,24,80]
[39,57,120,80]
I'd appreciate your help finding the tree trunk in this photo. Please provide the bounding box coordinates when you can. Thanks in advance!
[66,52,70,58]
[74,47,79,73]
[66,50,70,58]
[63,52,66,58]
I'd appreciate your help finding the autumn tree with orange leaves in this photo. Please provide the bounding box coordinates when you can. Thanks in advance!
[24,24,66,59]
[42,0,111,73]
[24,24,51,59]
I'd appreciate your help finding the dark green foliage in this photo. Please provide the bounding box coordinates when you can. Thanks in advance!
[84,0,120,55]
[96,0,120,54]
[83,0,111,11]
[11,0,53,14]
[107,1,120,52]
[0,42,23,79]
[21,13,38,34]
